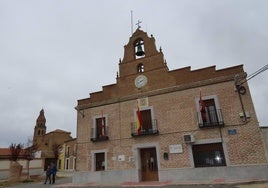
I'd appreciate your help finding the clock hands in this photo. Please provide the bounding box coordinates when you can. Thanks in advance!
[135,75,148,88]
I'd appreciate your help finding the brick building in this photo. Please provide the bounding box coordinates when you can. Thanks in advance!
[56,138,77,172]
[33,109,73,169]
[74,28,268,184]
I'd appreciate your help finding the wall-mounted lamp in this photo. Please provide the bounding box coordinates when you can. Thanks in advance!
[74,106,85,118]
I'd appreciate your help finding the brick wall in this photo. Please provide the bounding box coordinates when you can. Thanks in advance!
[76,79,267,172]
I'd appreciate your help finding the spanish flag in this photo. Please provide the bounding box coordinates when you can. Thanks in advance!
[199,90,207,122]
[136,102,142,135]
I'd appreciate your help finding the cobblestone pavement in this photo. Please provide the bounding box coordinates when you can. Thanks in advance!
[3,177,268,188]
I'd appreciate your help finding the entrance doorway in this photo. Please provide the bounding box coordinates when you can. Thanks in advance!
[140,147,158,181]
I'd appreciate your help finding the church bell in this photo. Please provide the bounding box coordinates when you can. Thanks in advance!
[135,42,145,56]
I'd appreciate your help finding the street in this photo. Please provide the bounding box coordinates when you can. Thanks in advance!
[3,177,268,188]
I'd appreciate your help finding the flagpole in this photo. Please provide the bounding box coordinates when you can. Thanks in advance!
[199,90,207,124]
[101,110,105,136]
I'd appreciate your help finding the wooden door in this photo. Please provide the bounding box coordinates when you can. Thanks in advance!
[140,109,152,131]
[140,147,158,181]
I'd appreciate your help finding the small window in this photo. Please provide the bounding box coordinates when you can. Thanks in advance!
[95,152,105,171]
[66,146,70,157]
[192,143,226,167]
[137,63,144,73]
[66,158,69,170]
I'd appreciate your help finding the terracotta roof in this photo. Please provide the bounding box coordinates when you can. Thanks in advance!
[64,138,77,143]
[0,148,11,156]
[49,129,71,134]
[0,148,26,159]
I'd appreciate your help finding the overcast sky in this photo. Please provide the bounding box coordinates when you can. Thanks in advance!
[1,0,267,147]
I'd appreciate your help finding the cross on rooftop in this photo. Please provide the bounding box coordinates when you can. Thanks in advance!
[136,20,142,29]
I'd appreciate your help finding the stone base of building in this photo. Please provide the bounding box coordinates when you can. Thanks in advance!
[158,164,268,184]
[73,169,139,184]
[73,164,268,185]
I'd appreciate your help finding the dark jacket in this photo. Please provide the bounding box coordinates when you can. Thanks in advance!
[51,164,57,175]
[46,166,51,176]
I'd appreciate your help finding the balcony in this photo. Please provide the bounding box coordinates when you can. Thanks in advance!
[90,127,109,142]
[197,109,224,128]
[131,119,159,137]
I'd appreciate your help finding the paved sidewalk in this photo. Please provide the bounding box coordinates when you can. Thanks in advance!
[52,179,268,188]
[3,177,71,188]
[4,177,268,188]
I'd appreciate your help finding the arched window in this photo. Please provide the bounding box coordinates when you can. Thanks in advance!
[38,130,40,135]
[137,63,144,73]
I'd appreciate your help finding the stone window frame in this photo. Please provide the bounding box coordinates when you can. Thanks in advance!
[195,94,222,126]
[92,114,109,139]
[91,149,108,171]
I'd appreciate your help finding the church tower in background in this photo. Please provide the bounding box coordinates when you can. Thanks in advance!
[33,109,47,145]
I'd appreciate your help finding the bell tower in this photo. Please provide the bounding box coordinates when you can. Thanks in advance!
[33,109,47,145]
[116,27,170,94]
[118,27,168,78]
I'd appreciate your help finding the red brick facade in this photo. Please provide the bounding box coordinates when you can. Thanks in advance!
[74,29,267,183]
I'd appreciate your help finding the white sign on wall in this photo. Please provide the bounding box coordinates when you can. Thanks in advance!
[169,144,183,154]
[118,155,125,161]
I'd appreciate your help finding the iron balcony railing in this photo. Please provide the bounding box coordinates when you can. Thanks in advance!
[90,126,109,142]
[197,109,224,128]
[131,119,159,137]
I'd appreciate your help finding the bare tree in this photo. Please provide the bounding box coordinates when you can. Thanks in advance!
[23,138,38,180]
[9,143,23,182]
[9,143,23,161]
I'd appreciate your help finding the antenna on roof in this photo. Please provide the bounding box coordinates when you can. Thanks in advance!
[131,10,133,35]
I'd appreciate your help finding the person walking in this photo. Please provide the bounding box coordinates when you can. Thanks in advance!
[44,165,51,184]
[51,162,57,184]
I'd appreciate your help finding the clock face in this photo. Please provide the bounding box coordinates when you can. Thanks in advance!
[135,75,148,88]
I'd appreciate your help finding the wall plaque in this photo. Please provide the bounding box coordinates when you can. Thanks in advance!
[169,144,183,154]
